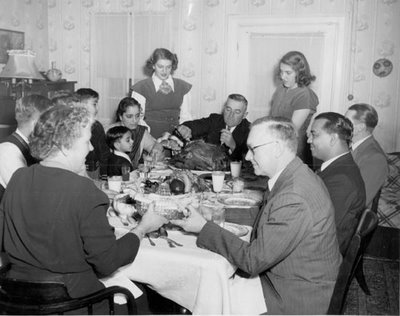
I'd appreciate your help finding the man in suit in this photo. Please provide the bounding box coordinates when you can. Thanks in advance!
[176,94,250,161]
[0,94,51,201]
[172,116,341,314]
[345,103,388,207]
[308,112,366,254]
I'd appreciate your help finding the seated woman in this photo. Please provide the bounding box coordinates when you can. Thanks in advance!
[0,105,167,314]
[106,126,134,177]
[108,97,164,169]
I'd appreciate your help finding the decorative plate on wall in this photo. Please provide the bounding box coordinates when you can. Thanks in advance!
[373,58,393,77]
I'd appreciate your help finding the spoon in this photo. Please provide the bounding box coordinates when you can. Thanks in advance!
[146,234,156,246]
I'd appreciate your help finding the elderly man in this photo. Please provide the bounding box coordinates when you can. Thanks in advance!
[345,103,388,207]
[173,116,341,315]
[308,112,366,254]
[0,94,51,201]
[177,94,250,161]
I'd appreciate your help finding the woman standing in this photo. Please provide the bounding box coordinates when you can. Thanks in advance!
[269,51,318,167]
[108,97,164,169]
[0,105,167,314]
[130,48,192,138]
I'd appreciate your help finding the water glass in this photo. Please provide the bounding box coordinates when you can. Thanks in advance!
[211,205,226,227]
[121,165,130,181]
[230,161,242,178]
[212,171,225,193]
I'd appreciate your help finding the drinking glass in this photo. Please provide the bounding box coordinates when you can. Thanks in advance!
[212,171,225,196]
[230,161,242,178]
[211,205,226,227]
[121,165,130,181]
[108,176,122,192]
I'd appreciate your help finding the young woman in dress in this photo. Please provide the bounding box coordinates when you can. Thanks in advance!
[130,48,192,138]
[269,51,318,167]
[108,97,164,169]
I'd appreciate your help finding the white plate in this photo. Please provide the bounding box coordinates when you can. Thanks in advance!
[218,196,259,208]
[223,223,249,237]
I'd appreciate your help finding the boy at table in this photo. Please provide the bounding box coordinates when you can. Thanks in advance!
[172,116,341,315]
[106,126,134,177]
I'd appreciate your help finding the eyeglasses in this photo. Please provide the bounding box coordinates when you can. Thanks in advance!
[247,141,277,155]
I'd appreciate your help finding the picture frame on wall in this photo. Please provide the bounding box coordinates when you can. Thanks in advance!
[0,29,24,64]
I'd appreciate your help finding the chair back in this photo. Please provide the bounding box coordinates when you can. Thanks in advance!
[370,187,382,214]
[0,271,137,315]
[327,208,378,314]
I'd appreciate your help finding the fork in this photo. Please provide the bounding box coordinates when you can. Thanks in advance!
[159,236,183,247]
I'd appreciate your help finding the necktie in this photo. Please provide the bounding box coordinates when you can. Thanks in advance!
[159,80,172,94]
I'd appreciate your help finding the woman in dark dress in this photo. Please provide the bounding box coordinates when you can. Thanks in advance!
[269,51,319,167]
[0,105,167,314]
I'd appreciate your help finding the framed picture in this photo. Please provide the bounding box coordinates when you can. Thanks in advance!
[0,29,24,64]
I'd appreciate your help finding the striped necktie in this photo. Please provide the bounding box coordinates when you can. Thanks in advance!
[159,80,172,94]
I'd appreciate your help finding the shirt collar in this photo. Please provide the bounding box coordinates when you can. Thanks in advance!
[321,152,348,171]
[351,135,372,150]
[267,167,285,191]
[113,150,132,164]
[15,128,29,144]
[152,74,174,92]
[226,125,237,133]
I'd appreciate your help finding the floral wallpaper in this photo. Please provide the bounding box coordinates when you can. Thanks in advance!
[0,0,398,151]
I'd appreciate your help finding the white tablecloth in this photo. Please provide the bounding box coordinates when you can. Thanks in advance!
[106,223,266,314]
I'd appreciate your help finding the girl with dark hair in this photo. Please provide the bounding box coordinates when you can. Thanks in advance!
[129,48,192,138]
[269,51,319,167]
[108,97,164,169]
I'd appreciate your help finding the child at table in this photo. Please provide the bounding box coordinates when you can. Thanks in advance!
[106,126,135,177]
[76,88,110,180]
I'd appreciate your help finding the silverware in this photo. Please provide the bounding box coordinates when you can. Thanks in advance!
[159,236,183,247]
[146,234,156,246]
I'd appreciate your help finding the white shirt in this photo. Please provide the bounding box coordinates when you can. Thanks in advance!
[351,135,372,151]
[114,150,132,164]
[0,129,29,188]
[131,74,193,128]
[320,152,348,172]
[268,167,285,191]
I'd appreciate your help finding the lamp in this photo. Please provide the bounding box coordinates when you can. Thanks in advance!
[0,50,45,98]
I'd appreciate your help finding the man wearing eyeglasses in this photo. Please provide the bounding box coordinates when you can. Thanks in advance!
[172,116,341,314]
[176,93,250,161]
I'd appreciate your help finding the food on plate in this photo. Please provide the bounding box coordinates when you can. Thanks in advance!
[170,139,229,171]
[224,223,249,237]
[170,179,185,195]
[112,193,140,224]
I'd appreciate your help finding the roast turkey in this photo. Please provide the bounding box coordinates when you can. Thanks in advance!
[170,139,229,171]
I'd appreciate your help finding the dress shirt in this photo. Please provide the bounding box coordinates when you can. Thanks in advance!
[131,74,193,125]
[113,150,132,164]
[0,129,29,188]
[267,167,285,191]
[320,152,348,172]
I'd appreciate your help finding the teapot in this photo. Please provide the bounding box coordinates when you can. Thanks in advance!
[46,62,62,82]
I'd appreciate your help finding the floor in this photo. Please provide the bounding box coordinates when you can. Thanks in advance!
[344,256,399,315]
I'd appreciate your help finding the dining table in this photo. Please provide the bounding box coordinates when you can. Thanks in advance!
[99,164,269,314]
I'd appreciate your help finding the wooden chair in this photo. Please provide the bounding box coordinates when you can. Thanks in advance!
[0,266,137,315]
[327,208,378,315]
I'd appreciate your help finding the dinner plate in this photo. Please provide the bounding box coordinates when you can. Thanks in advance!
[224,223,249,237]
[218,196,259,207]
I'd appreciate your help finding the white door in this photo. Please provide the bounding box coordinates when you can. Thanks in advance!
[225,16,351,123]
[90,12,134,126]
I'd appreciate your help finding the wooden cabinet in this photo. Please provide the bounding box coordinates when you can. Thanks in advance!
[29,80,76,99]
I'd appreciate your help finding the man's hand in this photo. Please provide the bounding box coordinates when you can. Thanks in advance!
[220,129,236,151]
[131,202,168,240]
[177,125,192,141]
[170,205,207,233]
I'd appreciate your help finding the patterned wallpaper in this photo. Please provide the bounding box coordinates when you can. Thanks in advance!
[0,0,399,151]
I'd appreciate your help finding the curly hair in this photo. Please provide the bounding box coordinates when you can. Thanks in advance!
[115,97,141,122]
[145,48,178,73]
[314,112,353,146]
[278,51,316,87]
[30,105,93,160]
[15,94,51,125]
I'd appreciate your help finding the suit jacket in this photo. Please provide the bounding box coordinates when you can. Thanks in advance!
[319,152,366,255]
[352,136,388,206]
[183,113,250,161]
[107,152,133,177]
[197,157,341,315]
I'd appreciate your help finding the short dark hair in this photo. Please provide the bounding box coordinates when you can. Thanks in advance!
[106,126,131,150]
[278,51,316,87]
[252,116,298,153]
[146,48,178,73]
[314,112,353,145]
[348,103,378,131]
[226,94,248,108]
[76,88,99,102]
[51,92,80,107]
[115,97,141,122]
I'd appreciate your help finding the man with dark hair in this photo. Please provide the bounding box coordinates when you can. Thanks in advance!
[176,94,250,161]
[345,103,388,206]
[0,94,51,201]
[308,112,366,254]
[172,116,341,314]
